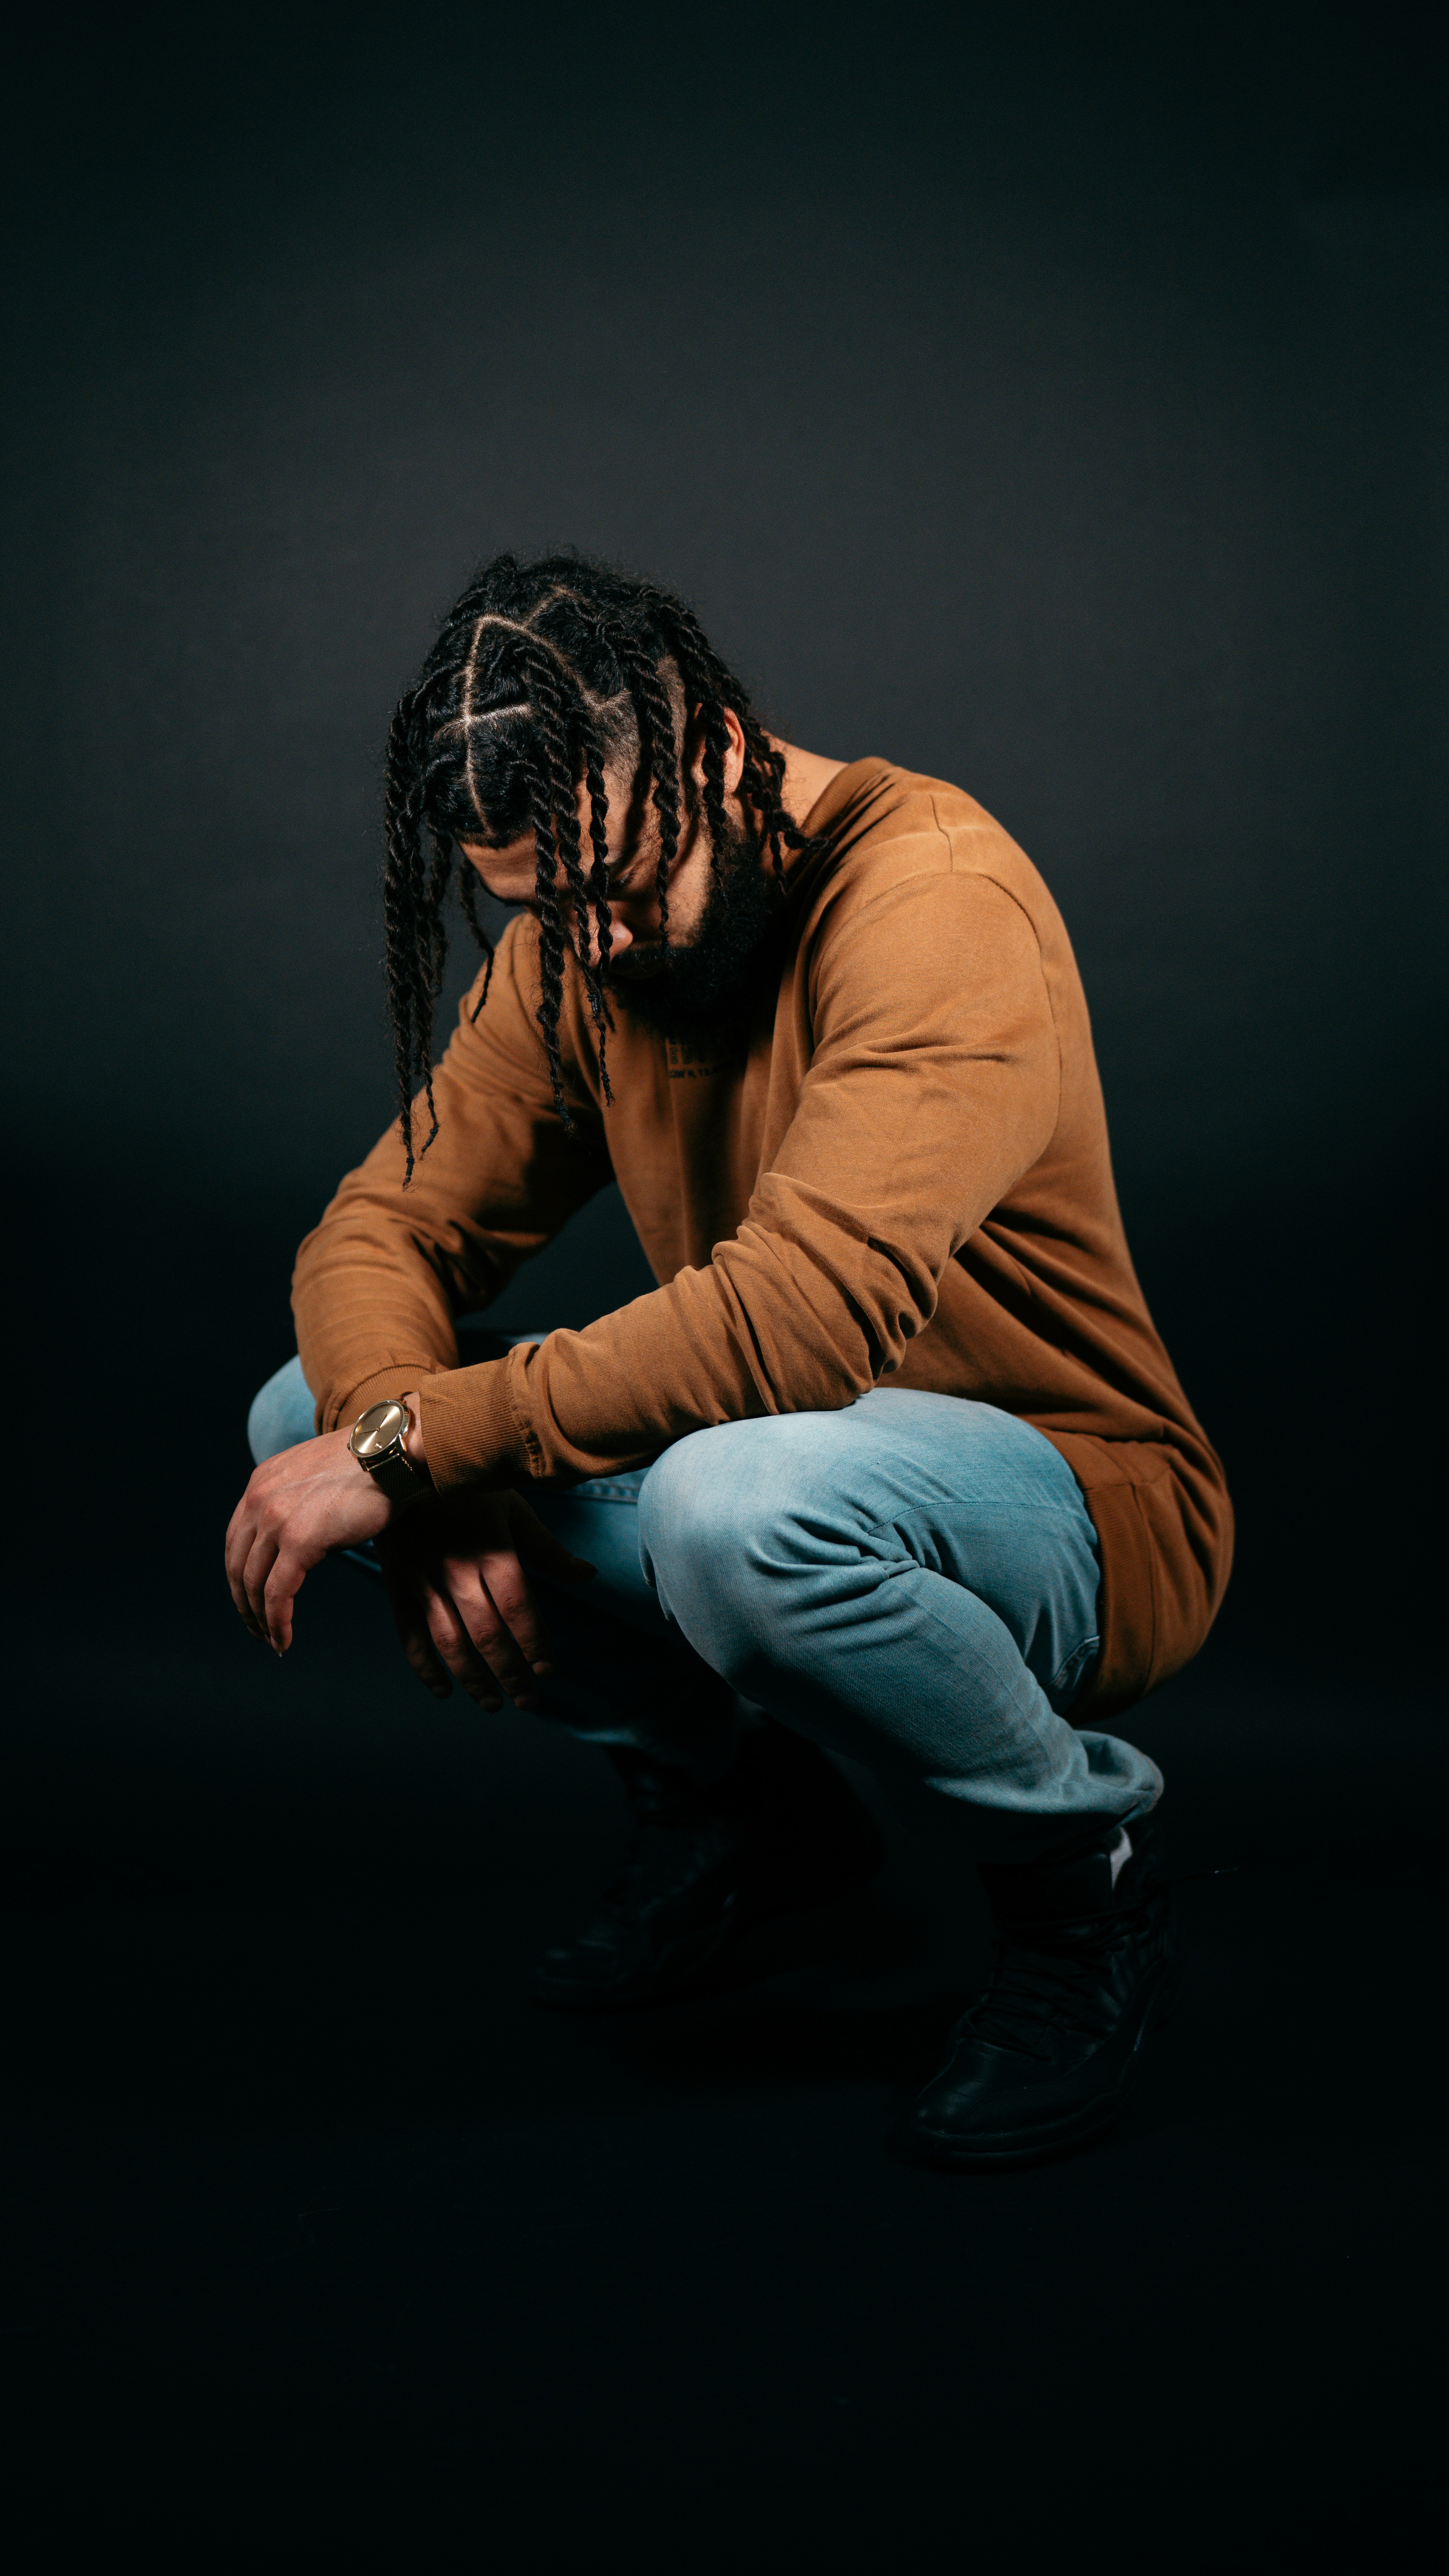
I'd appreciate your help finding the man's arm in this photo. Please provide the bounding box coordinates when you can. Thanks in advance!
[223,1408,595,1697]
[414,865,1061,1489]
[226,912,606,1685]
[229,864,1057,1695]
[291,911,615,1436]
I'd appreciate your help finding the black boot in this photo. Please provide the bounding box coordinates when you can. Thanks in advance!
[906,1814,1183,2170]
[531,1722,886,2012]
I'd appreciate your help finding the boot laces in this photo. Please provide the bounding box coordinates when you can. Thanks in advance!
[967,1918,1138,2056]
[598,1816,733,1925]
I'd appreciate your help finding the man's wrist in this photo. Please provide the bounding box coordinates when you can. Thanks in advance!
[347,1391,434,1509]
[400,1391,433,1482]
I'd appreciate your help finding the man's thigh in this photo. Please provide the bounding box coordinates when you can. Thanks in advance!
[641,1390,1102,1707]
[247,1358,1094,1689]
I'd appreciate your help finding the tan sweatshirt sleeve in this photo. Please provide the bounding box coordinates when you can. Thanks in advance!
[417,863,1062,1488]
[292,913,613,1433]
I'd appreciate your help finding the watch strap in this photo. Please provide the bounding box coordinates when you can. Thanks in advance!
[367,1449,431,1508]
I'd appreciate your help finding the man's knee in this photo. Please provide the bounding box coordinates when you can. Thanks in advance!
[638,1412,851,1606]
[641,1422,756,1584]
[247,1355,316,1464]
[636,1422,788,1681]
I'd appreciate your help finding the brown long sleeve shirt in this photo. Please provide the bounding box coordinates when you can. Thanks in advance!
[293,761,1232,1718]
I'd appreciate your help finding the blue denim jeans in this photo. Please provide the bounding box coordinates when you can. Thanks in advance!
[249,1332,1162,1862]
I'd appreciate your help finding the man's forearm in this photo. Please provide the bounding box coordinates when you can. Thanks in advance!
[291,922,613,1436]
[292,1199,462,1435]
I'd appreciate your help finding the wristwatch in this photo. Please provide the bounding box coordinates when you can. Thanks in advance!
[348,1397,431,1508]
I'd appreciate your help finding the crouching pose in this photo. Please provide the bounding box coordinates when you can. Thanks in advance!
[226,552,1232,2169]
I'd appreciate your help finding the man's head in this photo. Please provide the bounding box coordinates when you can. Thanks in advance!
[383,553,806,1177]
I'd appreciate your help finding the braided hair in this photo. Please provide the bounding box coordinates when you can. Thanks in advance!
[382,552,810,1179]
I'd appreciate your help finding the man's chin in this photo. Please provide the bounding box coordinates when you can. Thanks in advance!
[601,814,783,1041]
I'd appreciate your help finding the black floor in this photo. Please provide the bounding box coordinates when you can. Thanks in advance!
[2,1544,1440,2565]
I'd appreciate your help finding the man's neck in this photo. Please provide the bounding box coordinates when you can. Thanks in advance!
[770,738,849,831]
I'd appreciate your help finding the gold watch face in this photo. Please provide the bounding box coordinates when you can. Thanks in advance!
[350,1398,408,1463]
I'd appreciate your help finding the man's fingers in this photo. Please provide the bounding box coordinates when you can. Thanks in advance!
[402,1629,452,1699]
[397,1613,454,1699]
[242,1530,281,1646]
[421,1580,503,1712]
[461,1545,551,1690]
[227,1539,266,1643]
[447,1555,547,1702]
[379,1552,452,1701]
[223,1502,248,1594]
[225,1505,268,1642]
[373,1491,590,1713]
[261,1551,308,1656]
[223,1431,393,1654]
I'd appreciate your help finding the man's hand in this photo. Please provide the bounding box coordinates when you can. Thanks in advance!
[225,1428,393,1653]
[225,1423,596,1703]
[377,1489,596,1712]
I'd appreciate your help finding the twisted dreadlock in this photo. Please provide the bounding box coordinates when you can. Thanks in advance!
[382,551,813,1179]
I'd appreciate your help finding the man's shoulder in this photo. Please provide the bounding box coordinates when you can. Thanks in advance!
[801,759,1051,915]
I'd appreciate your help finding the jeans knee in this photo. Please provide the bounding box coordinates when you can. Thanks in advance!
[247,1355,316,1464]
[639,1419,864,1683]
[641,1426,744,1569]
[638,1421,789,1624]
[636,1442,759,1692]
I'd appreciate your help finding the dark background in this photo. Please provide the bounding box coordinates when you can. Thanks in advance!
[2,6,1444,2563]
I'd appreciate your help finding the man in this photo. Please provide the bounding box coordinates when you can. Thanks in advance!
[227,551,1232,2169]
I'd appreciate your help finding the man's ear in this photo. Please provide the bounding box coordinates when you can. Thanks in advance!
[719,705,747,794]
[686,704,748,796]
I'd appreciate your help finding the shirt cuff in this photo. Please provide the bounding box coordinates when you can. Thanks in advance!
[416,1351,536,1490]
[323,1365,434,1436]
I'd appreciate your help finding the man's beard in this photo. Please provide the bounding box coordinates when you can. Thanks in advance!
[602,806,785,1049]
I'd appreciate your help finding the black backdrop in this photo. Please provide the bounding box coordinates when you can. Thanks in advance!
[1,9,1445,2553]
[7,10,1443,1643]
